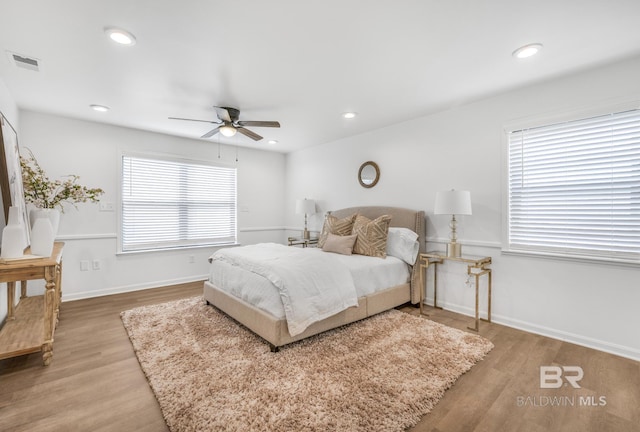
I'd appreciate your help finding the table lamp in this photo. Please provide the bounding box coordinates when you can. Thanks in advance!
[434,189,472,258]
[296,198,316,240]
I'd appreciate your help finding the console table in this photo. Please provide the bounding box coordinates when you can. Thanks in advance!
[0,242,64,365]
[418,251,492,332]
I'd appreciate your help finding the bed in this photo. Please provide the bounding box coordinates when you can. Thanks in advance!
[203,206,426,351]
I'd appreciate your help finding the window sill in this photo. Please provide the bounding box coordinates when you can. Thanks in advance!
[501,248,640,268]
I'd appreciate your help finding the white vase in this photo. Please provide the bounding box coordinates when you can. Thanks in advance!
[8,206,22,226]
[30,218,54,257]
[30,208,60,236]
[1,207,26,259]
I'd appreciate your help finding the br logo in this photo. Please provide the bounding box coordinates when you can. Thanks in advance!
[540,366,584,389]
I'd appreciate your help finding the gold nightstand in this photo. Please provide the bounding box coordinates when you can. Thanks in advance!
[287,237,318,248]
[418,251,492,332]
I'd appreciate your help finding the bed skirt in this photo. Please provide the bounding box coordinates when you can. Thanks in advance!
[203,280,411,351]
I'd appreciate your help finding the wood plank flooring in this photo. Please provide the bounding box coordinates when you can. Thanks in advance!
[1,282,638,432]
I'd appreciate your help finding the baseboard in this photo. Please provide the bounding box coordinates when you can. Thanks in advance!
[426,299,640,362]
[493,314,640,362]
[62,275,208,302]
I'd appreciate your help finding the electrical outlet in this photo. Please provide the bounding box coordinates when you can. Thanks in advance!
[80,260,89,271]
[92,259,101,270]
[99,202,115,212]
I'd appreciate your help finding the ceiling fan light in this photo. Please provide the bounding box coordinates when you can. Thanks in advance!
[220,124,237,137]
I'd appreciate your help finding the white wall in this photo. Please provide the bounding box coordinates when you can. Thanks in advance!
[0,76,19,325]
[285,55,640,361]
[0,78,18,129]
[19,111,286,301]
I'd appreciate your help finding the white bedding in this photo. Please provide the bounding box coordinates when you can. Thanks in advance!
[208,244,410,323]
[210,243,359,336]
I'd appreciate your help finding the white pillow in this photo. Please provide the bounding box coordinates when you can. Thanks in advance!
[386,227,419,265]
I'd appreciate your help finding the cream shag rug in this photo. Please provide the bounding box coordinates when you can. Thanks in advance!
[121,297,493,432]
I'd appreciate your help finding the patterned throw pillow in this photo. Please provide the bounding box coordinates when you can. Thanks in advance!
[318,213,357,247]
[352,214,392,258]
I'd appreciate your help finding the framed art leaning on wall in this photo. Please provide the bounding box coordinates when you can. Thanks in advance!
[0,111,30,247]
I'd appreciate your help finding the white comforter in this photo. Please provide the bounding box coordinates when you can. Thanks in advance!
[210,243,359,336]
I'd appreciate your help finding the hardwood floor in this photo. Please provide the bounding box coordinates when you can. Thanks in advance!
[0,282,202,432]
[401,306,640,432]
[1,283,638,432]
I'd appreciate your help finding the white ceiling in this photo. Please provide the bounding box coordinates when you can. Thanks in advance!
[1,0,640,153]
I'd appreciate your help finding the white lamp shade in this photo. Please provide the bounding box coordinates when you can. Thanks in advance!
[296,199,316,215]
[434,190,472,215]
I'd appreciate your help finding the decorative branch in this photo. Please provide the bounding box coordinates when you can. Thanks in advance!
[20,149,104,212]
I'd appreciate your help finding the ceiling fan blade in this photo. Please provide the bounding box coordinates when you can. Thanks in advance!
[169,117,221,124]
[214,107,232,122]
[237,121,281,128]
[201,126,222,139]
[237,127,263,141]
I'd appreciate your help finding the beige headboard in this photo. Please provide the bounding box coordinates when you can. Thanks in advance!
[328,206,425,304]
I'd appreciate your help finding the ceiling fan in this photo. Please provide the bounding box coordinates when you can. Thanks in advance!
[169,106,280,141]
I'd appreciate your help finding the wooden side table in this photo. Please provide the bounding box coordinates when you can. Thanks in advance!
[0,242,64,365]
[418,251,492,332]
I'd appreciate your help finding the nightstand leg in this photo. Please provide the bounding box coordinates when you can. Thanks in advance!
[433,262,438,309]
[467,271,480,332]
[479,269,492,324]
[485,270,492,323]
[419,259,443,316]
[419,260,426,315]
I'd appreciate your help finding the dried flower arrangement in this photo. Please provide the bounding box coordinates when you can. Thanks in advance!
[20,149,104,212]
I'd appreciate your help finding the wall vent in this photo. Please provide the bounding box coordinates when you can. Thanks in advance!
[7,51,40,72]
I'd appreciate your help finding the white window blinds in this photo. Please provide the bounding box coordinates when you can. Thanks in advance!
[121,155,237,252]
[507,109,640,261]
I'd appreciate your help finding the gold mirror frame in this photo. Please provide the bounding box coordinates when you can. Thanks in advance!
[358,161,380,188]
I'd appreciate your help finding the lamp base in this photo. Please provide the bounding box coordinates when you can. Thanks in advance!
[446,242,462,258]
[303,228,310,240]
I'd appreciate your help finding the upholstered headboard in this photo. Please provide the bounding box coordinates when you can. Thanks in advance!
[328,206,425,304]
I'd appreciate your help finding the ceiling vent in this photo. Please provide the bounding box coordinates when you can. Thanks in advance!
[7,51,40,72]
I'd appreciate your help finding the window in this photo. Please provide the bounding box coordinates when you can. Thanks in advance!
[506,108,640,262]
[120,154,237,252]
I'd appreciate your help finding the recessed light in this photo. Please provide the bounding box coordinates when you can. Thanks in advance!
[342,112,357,119]
[104,27,137,46]
[268,140,278,145]
[512,43,543,59]
[90,104,110,112]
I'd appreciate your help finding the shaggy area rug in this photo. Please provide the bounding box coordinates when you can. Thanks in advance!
[121,297,493,432]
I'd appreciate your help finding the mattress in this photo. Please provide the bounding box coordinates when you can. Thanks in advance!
[208,247,410,320]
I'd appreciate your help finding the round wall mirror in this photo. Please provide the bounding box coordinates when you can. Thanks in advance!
[358,161,380,188]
